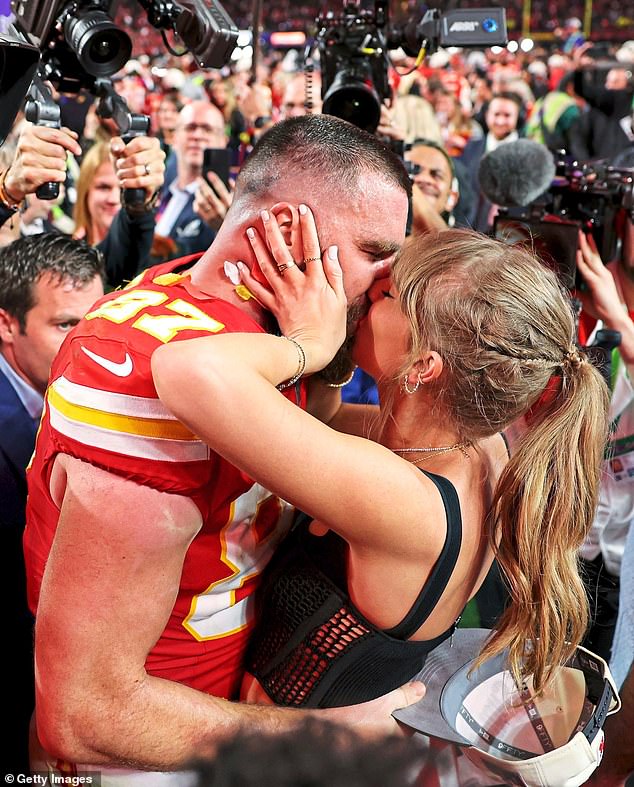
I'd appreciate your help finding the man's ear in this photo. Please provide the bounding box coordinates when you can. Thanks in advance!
[269,202,302,262]
[0,308,17,345]
[445,178,459,212]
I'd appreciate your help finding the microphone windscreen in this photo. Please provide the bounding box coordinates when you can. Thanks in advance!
[478,139,556,207]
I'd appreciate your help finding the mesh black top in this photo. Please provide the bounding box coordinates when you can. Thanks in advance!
[246,470,464,708]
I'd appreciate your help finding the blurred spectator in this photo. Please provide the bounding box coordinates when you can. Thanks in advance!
[460,92,526,231]
[155,100,228,256]
[471,74,494,132]
[571,48,634,160]
[429,87,483,158]
[0,234,104,773]
[405,139,459,235]
[206,78,247,160]
[381,93,443,146]
[525,72,582,154]
[562,17,586,54]
[73,136,165,286]
[156,91,183,160]
[189,718,425,787]
[114,72,149,115]
[279,72,322,119]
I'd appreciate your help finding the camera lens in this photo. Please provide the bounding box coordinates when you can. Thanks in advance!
[64,9,132,77]
[322,69,381,133]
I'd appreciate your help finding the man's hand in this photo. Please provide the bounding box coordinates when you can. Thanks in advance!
[4,124,82,203]
[571,41,596,68]
[410,183,449,235]
[324,681,426,736]
[194,173,233,231]
[111,135,166,203]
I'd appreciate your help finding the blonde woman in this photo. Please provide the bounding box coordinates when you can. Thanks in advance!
[153,218,610,706]
[73,136,165,286]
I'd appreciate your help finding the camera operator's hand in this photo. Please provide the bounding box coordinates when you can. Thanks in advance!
[376,103,405,142]
[3,124,82,203]
[111,135,165,205]
[194,173,233,232]
[577,231,624,322]
[577,230,634,363]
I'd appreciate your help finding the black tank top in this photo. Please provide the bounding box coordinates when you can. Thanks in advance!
[246,470,464,708]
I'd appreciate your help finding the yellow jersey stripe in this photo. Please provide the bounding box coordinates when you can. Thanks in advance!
[47,385,198,441]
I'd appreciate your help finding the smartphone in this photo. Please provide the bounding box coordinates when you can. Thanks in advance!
[203,147,231,189]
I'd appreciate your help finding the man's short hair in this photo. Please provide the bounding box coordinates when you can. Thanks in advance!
[0,233,105,331]
[235,114,411,203]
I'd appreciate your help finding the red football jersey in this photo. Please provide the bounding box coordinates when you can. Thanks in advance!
[25,258,305,700]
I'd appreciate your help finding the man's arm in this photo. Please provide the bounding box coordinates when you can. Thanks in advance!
[36,454,423,769]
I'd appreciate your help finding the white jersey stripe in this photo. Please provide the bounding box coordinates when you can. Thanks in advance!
[53,375,177,420]
[49,400,210,463]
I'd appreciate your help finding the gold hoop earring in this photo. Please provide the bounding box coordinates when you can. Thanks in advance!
[402,374,420,395]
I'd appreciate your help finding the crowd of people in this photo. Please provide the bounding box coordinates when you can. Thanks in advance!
[1,4,634,785]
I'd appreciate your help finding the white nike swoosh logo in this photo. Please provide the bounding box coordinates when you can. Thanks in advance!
[81,346,134,377]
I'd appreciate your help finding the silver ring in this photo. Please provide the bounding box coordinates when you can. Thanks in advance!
[277,262,296,276]
[144,163,150,176]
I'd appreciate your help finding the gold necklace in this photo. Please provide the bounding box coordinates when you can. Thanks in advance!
[392,441,472,465]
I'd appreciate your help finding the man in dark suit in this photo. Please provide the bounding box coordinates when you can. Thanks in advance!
[0,234,104,773]
[155,100,230,257]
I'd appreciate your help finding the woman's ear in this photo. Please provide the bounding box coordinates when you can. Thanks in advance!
[414,351,444,385]
[270,202,302,262]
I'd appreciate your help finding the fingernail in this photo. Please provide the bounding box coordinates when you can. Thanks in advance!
[261,209,269,222]
[328,245,338,260]
[246,227,255,239]
[299,204,307,215]
[223,260,240,285]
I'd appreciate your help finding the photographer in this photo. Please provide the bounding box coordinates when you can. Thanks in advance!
[578,212,634,784]
[0,122,82,228]
[575,198,634,666]
[571,43,634,161]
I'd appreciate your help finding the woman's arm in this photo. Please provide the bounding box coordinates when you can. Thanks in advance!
[152,208,435,556]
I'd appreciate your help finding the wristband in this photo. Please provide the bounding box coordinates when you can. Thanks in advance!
[277,336,306,391]
[0,170,23,213]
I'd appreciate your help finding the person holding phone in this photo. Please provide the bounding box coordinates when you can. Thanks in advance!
[155,100,229,257]
[194,146,233,233]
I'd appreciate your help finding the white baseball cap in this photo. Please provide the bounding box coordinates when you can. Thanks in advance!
[393,628,621,787]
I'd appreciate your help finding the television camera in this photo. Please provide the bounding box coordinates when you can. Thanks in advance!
[1,0,238,202]
[494,156,634,291]
[313,0,508,133]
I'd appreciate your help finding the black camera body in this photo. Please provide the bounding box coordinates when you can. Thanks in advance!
[315,1,507,133]
[317,1,391,133]
[12,0,238,91]
[494,157,634,289]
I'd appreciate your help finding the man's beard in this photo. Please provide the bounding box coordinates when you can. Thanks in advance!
[316,298,367,385]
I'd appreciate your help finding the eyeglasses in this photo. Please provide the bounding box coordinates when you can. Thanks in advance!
[181,122,225,136]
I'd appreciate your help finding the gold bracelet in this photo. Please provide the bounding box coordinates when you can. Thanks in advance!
[0,169,22,212]
[325,367,357,388]
[277,336,306,391]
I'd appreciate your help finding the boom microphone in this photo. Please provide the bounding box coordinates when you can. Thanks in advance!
[478,139,556,207]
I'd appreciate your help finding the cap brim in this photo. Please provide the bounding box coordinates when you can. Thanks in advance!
[393,627,493,743]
